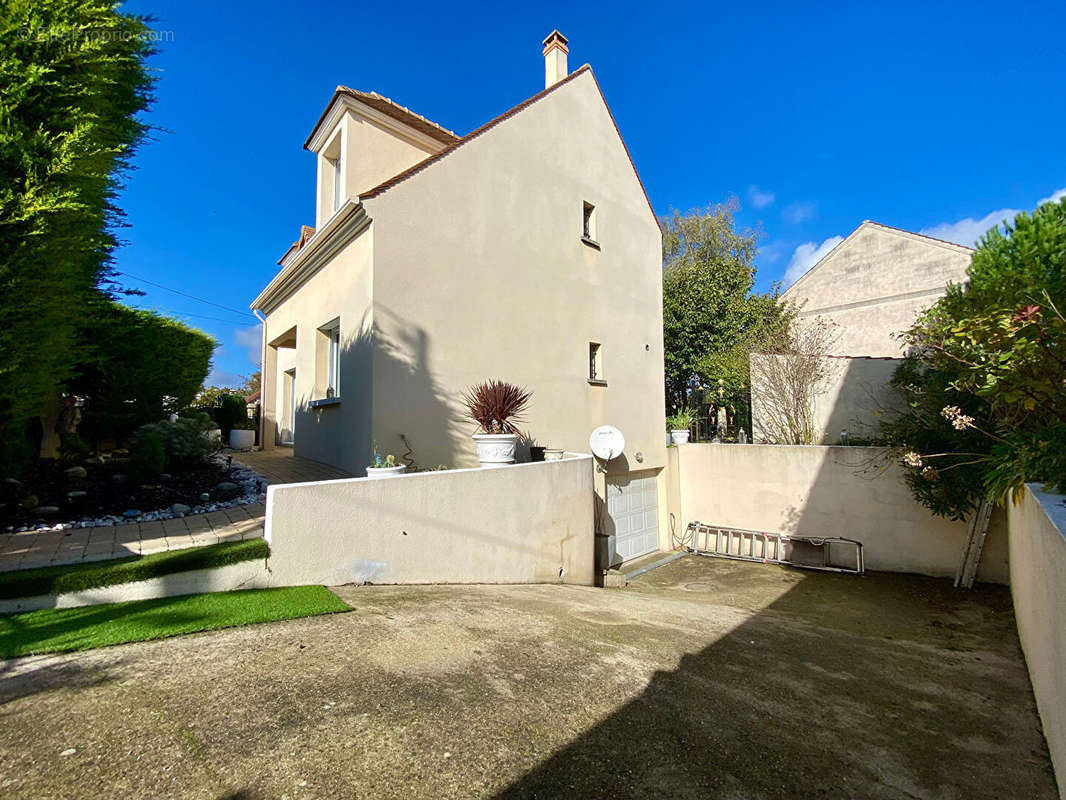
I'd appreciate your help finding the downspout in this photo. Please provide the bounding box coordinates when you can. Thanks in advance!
[253,308,267,448]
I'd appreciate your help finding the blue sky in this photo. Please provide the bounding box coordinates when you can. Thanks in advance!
[115,0,1066,386]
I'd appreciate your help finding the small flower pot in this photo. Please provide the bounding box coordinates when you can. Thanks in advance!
[473,433,518,468]
[229,429,255,450]
[543,448,564,461]
[366,465,406,479]
[529,446,546,462]
[671,430,691,445]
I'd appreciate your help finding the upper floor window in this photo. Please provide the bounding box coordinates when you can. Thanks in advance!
[332,155,343,213]
[582,201,599,248]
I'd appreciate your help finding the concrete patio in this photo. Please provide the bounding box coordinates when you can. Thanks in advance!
[0,450,350,573]
[0,557,1056,798]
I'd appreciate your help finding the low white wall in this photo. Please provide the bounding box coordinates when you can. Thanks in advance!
[0,560,272,615]
[667,444,1009,582]
[265,454,596,586]
[1007,485,1066,797]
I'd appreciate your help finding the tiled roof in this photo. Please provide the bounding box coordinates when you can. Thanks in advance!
[304,88,459,150]
[278,224,317,265]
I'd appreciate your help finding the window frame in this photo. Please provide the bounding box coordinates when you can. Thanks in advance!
[588,341,606,386]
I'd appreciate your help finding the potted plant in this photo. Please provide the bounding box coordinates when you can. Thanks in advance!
[667,408,696,445]
[366,450,406,478]
[462,380,532,468]
[543,448,564,461]
[228,418,256,450]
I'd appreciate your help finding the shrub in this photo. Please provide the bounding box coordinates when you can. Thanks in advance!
[58,433,90,463]
[461,381,532,434]
[128,430,165,484]
[882,196,1066,515]
[70,301,215,447]
[213,393,249,437]
[129,414,214,477]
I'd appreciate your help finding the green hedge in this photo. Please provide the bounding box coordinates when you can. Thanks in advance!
[0,538,269,601]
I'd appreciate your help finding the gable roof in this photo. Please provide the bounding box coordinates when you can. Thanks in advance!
[784,219,974,297]
[278,224,316,265]
[357,65,659,229]
[303,88,459,150]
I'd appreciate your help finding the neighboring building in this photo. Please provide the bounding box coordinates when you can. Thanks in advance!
[752,221,974,444]
[783,220,974,357]
[251,32,666,563]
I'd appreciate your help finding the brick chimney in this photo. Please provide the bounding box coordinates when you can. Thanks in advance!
[542,30,568,88]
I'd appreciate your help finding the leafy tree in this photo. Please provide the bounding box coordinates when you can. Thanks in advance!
[882,197,1066,516]
[662,200,789,419]
[0,0,155,474]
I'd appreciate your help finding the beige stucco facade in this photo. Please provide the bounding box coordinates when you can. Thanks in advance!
[252,54,666,557]
[783,221,974,357]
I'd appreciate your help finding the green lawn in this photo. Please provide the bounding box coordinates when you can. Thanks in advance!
[0,538,269,600]
[0,586,349,658]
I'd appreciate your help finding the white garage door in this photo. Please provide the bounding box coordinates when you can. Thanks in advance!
[607,470,660,562]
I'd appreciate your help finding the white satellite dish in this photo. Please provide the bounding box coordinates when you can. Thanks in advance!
[589,425,625,461]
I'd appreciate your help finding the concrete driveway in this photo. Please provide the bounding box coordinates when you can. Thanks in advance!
[0,557,1056,799]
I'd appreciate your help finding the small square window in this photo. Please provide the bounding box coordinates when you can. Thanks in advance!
[582,201,596,241]
[589,342,602,381]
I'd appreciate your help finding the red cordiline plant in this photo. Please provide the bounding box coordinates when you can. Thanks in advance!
[462,381,532,435]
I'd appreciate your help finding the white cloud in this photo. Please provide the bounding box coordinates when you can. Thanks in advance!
[747,185,775,209]
[782,201,817,225]
[783,236,844,288]
[919,186,1066,247]
[233,324,263,367]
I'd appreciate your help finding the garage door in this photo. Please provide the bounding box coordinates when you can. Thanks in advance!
[606,470,660,562]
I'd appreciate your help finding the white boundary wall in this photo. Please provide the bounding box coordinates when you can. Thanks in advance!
[265,454,596,586]
[1007,485,1066,797]
[666,444,1009,583]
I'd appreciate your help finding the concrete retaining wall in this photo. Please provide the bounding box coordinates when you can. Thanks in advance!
[264,454,596,586]
[666,444,1009,583]
[1007,485,1066,798]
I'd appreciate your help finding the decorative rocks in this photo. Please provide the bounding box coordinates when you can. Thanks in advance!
[112,474,129,486]
[200,492,210,503]
[3,477,22,489]
[84,456,104,465]
[159,473,172,482]
[215,481,240,499]
[123,509,142,518]
[21,495,39,510]
[67,490,88,500]
[37,506,60,515]
[64,466,88,479]
[170,503,191,515]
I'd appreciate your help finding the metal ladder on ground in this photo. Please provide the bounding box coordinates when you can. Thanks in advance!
[687,522,865,575]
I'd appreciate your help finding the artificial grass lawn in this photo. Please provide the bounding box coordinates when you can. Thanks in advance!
[0,538,269,600]
[0,585,350,658]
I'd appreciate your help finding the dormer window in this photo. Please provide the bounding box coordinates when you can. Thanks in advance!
[332,154,343,213]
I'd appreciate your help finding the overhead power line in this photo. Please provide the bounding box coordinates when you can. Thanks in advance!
[132,305,259,326]
[115,271,256,318]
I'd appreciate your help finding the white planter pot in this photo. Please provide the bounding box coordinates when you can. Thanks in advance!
[366,465,407,479]
[472,433,518,468]
[543,448,564,462]
[671,430,691,445]
[229,429,255,450]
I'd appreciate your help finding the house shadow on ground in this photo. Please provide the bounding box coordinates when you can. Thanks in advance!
[491,558,1056,800]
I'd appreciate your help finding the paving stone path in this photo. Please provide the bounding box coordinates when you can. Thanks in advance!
[0,449,350,573]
